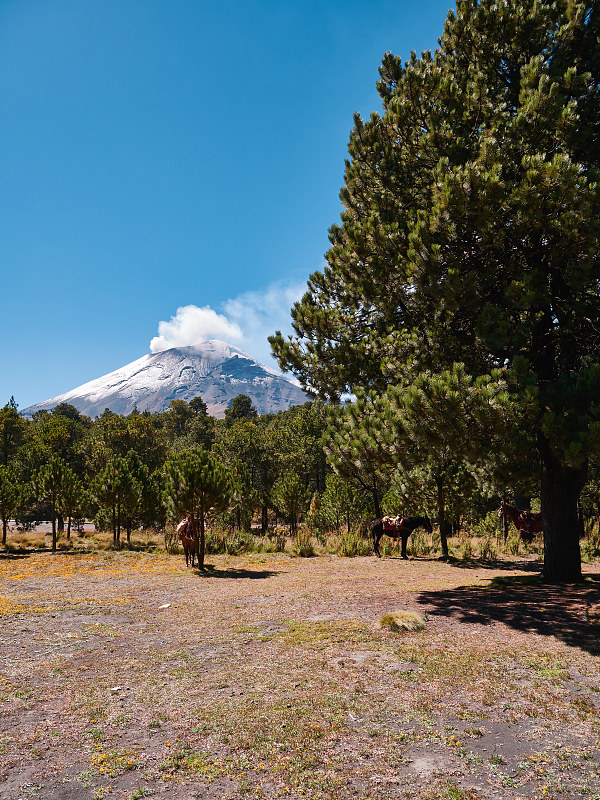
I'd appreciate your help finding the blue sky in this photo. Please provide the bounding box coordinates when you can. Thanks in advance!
[2,0,453,409]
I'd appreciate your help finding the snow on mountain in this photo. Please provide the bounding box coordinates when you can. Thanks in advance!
[21,340,310,419]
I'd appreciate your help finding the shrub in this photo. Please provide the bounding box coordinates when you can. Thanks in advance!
[337,529,372,557]
[582,528,600,560]
[479,536,497,561]
[461,537,473,560]
[407,530,432,557]
[292,528,315,557]
[163,525,179,555]
[505,534,520,556]
[471,511,503,539]
[379,610,426,633]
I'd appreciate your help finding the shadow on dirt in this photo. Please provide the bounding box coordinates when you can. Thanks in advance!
[194,564,280,580]
[417,574,600,655]
[445,557,543,573]
[0,550,32,560]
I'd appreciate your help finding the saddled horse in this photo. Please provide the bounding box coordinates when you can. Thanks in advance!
[371,515,433,559]
[498,500,543,543]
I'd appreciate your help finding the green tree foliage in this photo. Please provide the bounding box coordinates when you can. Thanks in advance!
[92,456,140,546]
[310,473,371,535]
[224,394,258,427]
[0,399,25,466]
[162,399,195,439]
[272,471,311,535]
[87,410,165,474]
[164,449,230,567]
[32,456,68,552]
[60,468,86,540]
[189,396,208,415]
[372,366,519,554]
[0,465,20,545]
[324,401,393,518]
[271,1,600,581]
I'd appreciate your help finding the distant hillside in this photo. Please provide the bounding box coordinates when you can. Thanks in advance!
[22,340,310,418]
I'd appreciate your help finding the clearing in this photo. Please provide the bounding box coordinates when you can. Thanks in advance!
[1,551,599,800]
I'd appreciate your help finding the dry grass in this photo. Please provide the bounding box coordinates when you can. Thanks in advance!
[378,610,427,632]
[0,549,599,800]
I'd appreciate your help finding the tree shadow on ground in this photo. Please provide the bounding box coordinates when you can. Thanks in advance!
[194,564,279,580]
[445,556,544,572]
[0,551,31,560]
[417,573,600,656]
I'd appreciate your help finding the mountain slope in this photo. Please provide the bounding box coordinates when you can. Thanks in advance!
[22,340,310,418]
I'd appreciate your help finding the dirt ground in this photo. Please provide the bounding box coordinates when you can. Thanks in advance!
[1,550,599,800]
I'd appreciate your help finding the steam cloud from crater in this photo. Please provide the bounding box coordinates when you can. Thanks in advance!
[150,281,306,368]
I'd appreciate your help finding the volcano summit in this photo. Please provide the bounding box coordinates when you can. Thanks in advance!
[22,340,310,419]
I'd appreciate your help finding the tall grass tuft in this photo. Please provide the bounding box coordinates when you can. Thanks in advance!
[378,610,426,633]
[292,529,315,557]
[337,529,372,557]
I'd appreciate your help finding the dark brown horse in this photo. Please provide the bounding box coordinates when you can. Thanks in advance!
[498,500,543,542]
[177,517,197,567]
[371,515,433,559]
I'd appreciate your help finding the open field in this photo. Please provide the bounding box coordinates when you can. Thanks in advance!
[1,550,599,800]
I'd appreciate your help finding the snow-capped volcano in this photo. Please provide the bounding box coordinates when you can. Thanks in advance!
[22,340,310,419]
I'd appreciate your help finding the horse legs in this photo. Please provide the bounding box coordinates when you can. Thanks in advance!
[401,534,409,559]
[373,531,382,558]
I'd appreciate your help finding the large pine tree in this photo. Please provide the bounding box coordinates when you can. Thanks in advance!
[271,1,600,581]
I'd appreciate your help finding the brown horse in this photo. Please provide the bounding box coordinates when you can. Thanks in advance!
[498,500,543,542]
[177,517,197,567]
[371,515,433,559]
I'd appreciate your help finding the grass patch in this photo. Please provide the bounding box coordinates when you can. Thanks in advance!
[378,610,427,633]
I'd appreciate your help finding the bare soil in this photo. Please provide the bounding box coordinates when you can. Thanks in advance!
[1,550,599,800]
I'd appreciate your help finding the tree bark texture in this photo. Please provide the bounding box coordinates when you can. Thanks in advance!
[436,476,449,558]
[540,451,585,582]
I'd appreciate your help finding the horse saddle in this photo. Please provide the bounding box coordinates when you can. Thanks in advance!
[383,515,407,531]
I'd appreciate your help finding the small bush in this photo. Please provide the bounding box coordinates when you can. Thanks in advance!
[337,530,372,557]
[408,530,433,557]
[163,526,178,555]
[379,610,426,633]
[505,534,520,556]
[292,529,315,557]
[461,537,473,560]
[582,528,600,560]
[471,511,503,539]
[479,536,497,561]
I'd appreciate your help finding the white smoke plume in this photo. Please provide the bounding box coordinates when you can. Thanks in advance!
[150,305,243,353]
[149,281,306,368]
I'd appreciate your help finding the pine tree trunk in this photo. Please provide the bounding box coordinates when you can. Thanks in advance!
[261,504,268,533]
[540,453,584,582]
[198,512,205,568]
[51,504,57,553]
[2,517,7,545]
[371,479,382,519]
[67,515,71,540]
[435,476,448,558]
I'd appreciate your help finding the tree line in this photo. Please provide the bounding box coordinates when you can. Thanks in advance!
[0,394,335,551]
